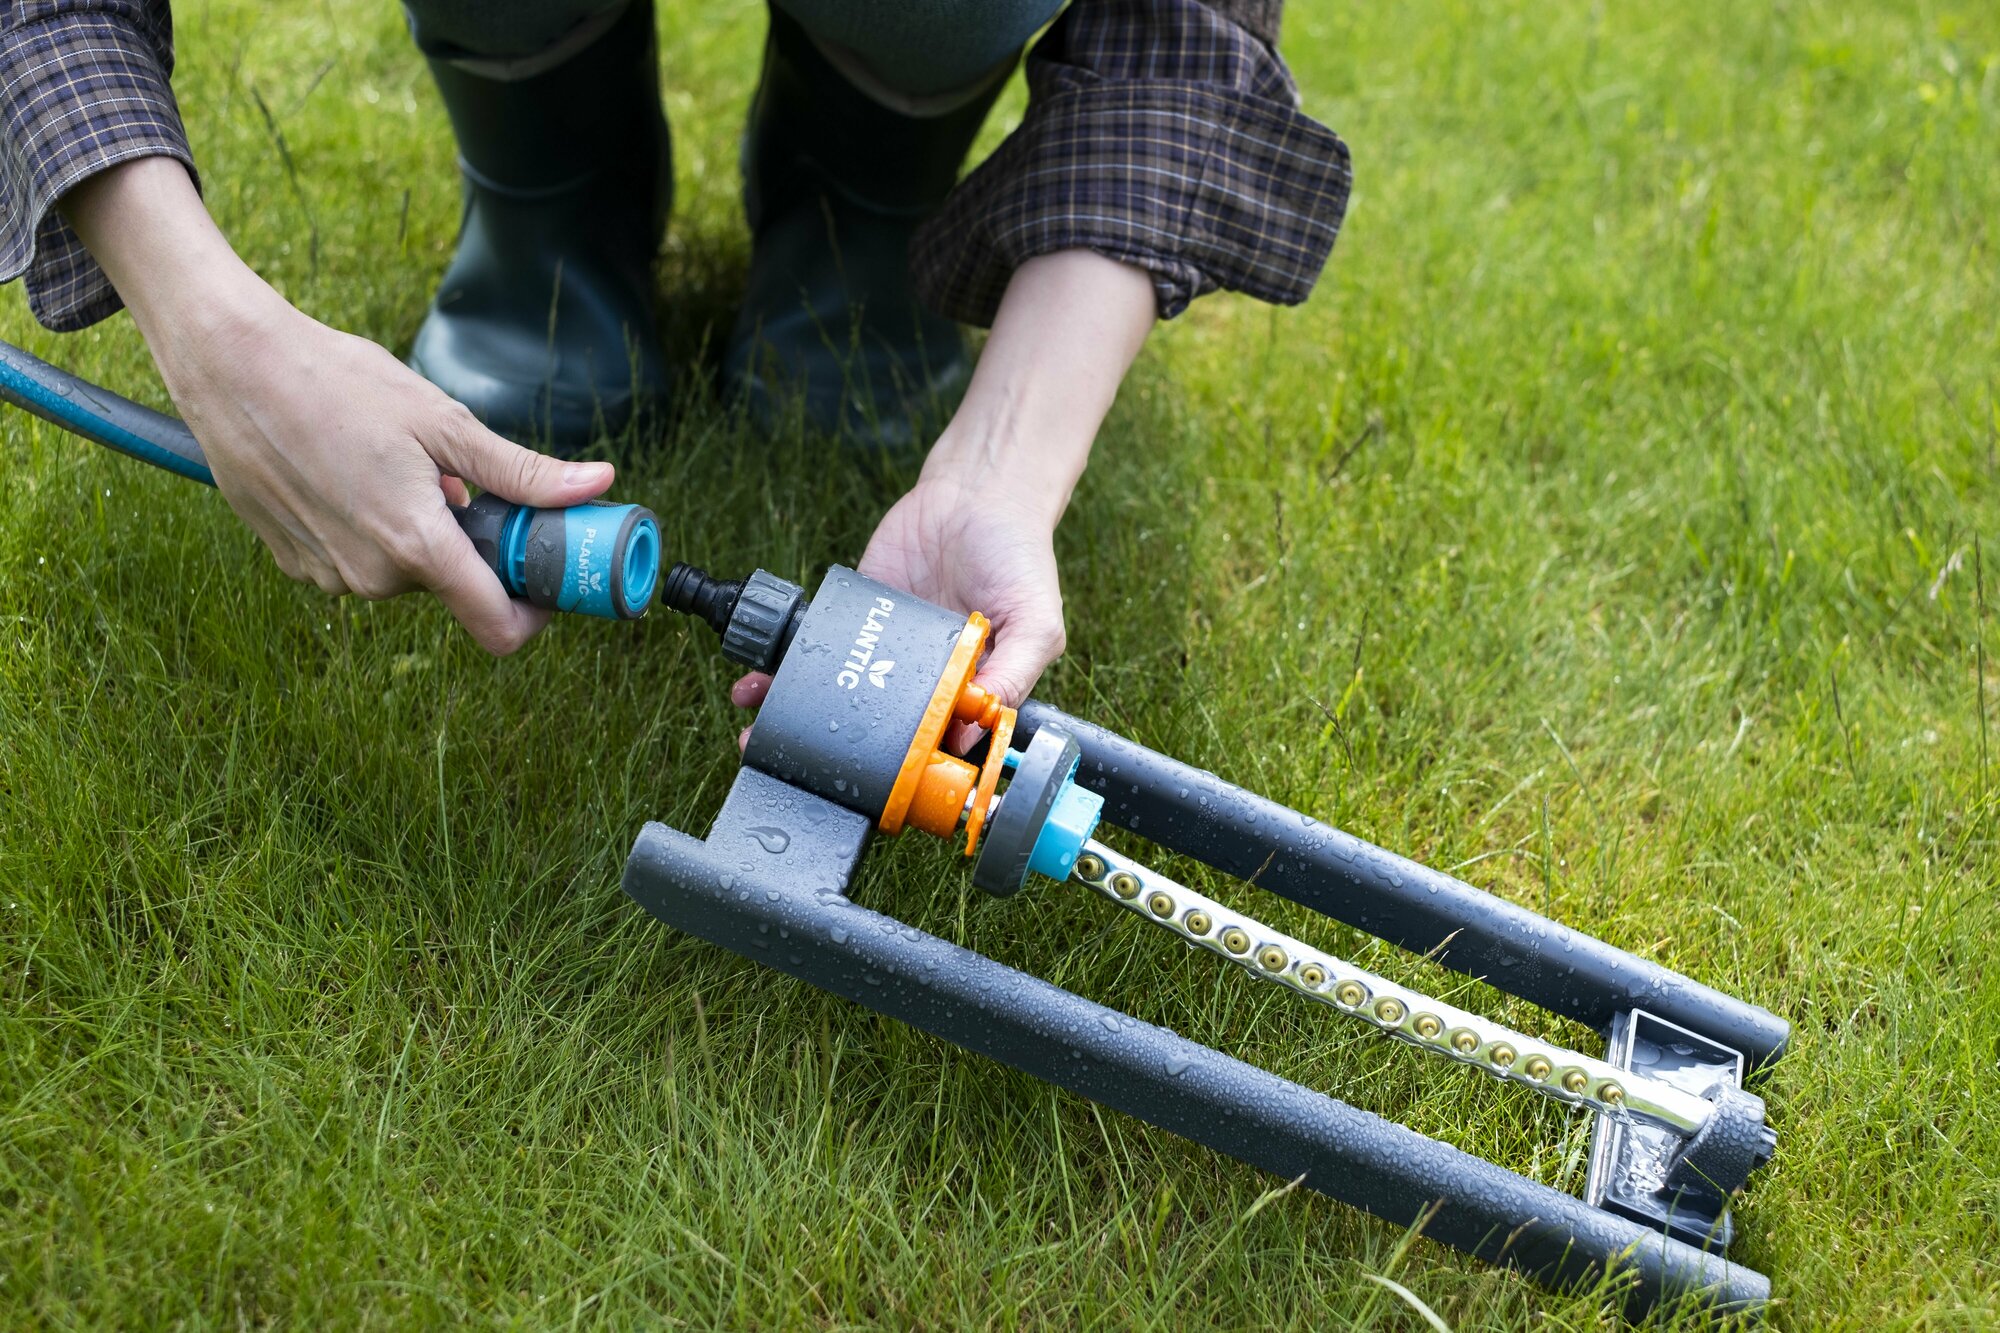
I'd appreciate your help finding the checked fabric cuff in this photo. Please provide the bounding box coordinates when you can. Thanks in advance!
[0,9,196,331]
[912,76,1350,326]
[909,0,1351,328]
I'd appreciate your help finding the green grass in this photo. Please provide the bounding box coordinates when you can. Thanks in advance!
[3,0,1997,1326]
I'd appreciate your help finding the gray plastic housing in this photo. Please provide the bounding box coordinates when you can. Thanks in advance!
[742,565,967,821]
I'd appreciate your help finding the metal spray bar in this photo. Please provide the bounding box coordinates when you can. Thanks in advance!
[1016,702,1791,1067]
[1073,840,1714,1133]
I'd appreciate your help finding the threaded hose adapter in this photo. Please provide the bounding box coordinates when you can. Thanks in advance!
[661,562,806,672]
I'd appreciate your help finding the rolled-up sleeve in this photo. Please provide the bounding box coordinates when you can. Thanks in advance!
[911,0,1351,327]
[0,1,194,331]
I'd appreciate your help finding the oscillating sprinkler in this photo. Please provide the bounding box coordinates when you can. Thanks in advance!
[0,339,659,620]
[638,561,1787,1317]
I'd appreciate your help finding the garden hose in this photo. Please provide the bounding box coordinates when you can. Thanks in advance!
[0,337,659,620]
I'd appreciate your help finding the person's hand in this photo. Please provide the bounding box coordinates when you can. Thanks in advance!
[857,473,1065,706]
[60,156,607,654]
[725,470,1060,748]
[730,251,1157,743]
[162,289,612,653]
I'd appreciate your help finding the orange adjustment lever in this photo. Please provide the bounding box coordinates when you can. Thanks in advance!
[879,616,1018,851]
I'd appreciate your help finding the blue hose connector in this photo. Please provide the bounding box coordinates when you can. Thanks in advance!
[455,494,660,620]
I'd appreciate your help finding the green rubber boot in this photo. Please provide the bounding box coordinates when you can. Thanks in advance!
[723,8,1007,449]
[410,0,671,453]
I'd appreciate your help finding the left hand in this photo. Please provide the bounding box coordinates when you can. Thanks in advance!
[854,473,1065,708]
[731,250,1158,743]
[726,465,1064,742]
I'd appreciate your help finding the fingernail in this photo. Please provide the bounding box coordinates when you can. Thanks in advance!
[561,463,607,486]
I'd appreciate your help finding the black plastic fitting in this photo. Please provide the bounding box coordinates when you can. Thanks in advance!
[1669,1086,1779,1197]
[661,563,743,635]
[661,562,808,673]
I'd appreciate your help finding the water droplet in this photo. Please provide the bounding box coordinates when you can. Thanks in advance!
[747,826,790,853]
[830,927,850,944]
[1164,1056,1191,1076]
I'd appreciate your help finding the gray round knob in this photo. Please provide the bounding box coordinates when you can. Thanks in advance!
[973,727,1082,898]
[720,569,804,672]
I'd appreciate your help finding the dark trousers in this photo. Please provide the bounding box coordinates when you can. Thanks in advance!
[405,0,1063,98]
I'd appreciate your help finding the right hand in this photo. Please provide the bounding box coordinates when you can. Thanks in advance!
[160,287,613,654]
[60,156,608,655]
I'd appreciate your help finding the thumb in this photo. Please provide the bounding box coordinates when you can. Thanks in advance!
[416,509,553,655]
[423,402,614,508]
[975,610,1067,708]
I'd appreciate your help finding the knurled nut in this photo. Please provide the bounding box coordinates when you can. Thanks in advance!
[720,570,803,672]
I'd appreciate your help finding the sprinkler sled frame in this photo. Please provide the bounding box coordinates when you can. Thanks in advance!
[636,562,1786,1318]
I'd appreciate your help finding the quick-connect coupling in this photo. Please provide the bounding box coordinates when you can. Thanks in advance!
[455,493,659,620]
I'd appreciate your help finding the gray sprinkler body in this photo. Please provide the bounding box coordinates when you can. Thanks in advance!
[629,564,1787,1317]
[742,566,968,819]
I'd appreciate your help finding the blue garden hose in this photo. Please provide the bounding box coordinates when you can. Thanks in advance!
[0,337,659,620]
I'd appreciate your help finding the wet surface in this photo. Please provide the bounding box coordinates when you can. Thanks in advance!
[744,566,966,820]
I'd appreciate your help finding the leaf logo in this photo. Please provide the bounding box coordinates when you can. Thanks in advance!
[867,659,896,688]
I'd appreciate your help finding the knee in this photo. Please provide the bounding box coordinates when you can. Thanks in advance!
[775,0,1063,97]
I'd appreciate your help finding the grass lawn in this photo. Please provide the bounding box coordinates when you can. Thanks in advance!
[3,0,1997,1327]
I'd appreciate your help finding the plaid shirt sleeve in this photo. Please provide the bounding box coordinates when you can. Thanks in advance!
[911,0,1350,328]
[0,1,194,331]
